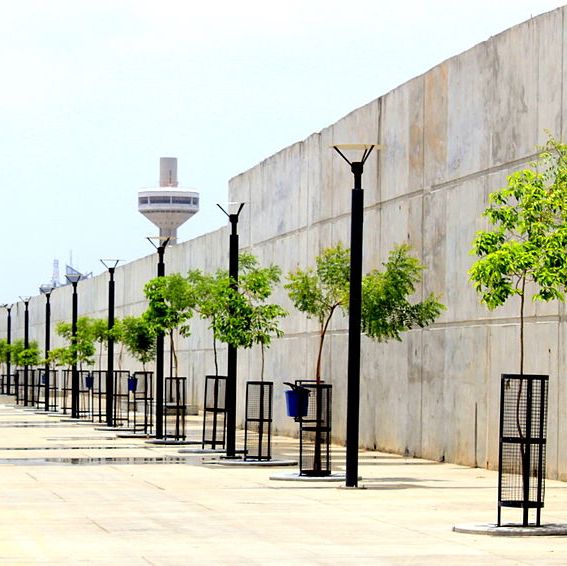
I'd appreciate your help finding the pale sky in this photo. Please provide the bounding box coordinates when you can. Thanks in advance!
[1,0,564,302]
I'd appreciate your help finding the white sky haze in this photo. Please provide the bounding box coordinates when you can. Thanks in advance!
[0,0,564,302]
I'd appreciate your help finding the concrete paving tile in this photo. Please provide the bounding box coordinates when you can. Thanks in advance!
[1,398,567,564]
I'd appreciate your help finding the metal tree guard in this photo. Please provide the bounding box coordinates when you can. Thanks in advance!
[164,376,187,441]
[244,380,273,461]
[202,374,227,450]
[296,380,332,476]
[332,143,378,488]
[129,371,154,435]
[498,374,548,527]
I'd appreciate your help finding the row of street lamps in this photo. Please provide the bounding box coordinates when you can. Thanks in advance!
[1,145,376,486]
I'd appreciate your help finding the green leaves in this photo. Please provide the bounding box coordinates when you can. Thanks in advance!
[8,339,42,367]
[0,339,9,365]
[469,137,567,373]
[209,254,287,352]
[120,316,156,367]
[145,254,287,379]
[361,244,445,342]
[143,273,195,337]
[17,340,41,367]
[285,243,350,381]
[469,137,567,310]
[285,242,350,325]
[285,242,440,380]
[55,317,97,367]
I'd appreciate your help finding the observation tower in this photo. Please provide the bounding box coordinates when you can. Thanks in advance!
[138,157,199,244]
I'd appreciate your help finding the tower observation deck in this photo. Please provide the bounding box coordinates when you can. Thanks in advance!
[138,157,199,244]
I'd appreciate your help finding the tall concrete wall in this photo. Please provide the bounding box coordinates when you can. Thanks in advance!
[3,7,567,477]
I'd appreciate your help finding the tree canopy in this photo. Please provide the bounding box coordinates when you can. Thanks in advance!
[469,137,567,373]
[285,243,350,382]
[286,242,444,381]
[188,252,286,379]
[120,315,156,370]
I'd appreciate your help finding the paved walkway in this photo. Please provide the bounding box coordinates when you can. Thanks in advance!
[1,396,567,564]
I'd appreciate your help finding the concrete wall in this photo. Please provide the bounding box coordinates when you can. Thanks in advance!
[3,7,567,477]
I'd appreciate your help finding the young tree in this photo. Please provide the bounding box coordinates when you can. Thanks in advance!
[215,253,286,381]
[46,347,73,369]
[469,137,567,374]
[9,339,25,369]
[186,269,226,376]
[16,340,42,368]
[188,253,286,380]
[90,317,110,371]
[286,243,442,474]
[143,273,195,377]
[121,316,156,371]
[285,243,350,383]
[56,317,97,370]
[0,339,8,375]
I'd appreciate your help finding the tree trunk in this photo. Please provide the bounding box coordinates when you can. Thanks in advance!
[316,306,337,383]
[260,343,265,382]
[520,278,525,375]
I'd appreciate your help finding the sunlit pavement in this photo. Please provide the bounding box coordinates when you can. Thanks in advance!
[1,396,567,565]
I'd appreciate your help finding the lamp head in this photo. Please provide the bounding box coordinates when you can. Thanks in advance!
[332,143,380,166]
[39,284,54,296]
[147,236,170,250]
[65,273,81,285]
[100,259,121,271]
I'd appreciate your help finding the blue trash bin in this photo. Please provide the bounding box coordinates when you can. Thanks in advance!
[285,388,310,418]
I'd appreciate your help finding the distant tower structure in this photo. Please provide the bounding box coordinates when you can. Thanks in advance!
[138,157,199,244]
[51,259,60,287]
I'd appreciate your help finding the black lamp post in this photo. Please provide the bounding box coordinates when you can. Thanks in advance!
[101,260,121,427]
[1,305,12,395]
[39,285,53,412]
[66,273,82,419]
[217,203,245,458]
[332,143,377,488]
[19,297,31,406]
[148,237,169,439]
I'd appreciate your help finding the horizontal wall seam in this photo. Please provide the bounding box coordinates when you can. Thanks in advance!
[429,151,541,193]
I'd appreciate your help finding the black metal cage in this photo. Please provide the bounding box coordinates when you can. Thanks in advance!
[164,376,186,441]
[112,370,131,427]
[297,381,332,477]
[90,370,107,423]
[35,369,58,411]
[202,375,227,449]
[498,373,548,527]
[0,373,14,395]
[129,371,154,435]
[244,381,273,461]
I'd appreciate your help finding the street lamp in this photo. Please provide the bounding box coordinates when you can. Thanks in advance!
[39,285,53,412]
[217,202,245,459]
[1,305,12,395]
[147,237,170,439]
[101,259,121,427]
[332,143,378,488]
[19,296,31,406]
[65,273,82,419]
